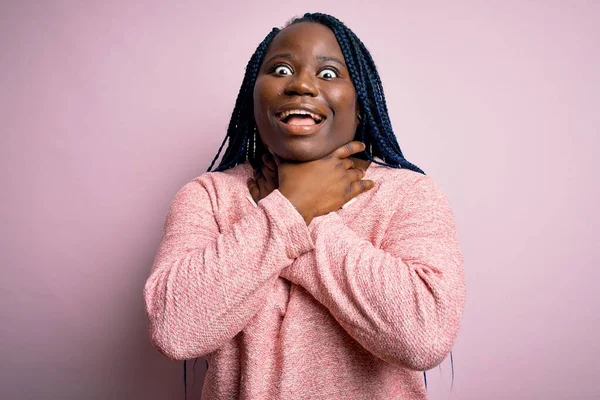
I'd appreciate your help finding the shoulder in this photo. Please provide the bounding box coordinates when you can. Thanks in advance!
[171,163,253,207]
[368,163,451,212]
[368,163,425,195]
[178,163,252,194]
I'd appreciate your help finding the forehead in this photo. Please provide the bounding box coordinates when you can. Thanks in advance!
[265,22,343,58]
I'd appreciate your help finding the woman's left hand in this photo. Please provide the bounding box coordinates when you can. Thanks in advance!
[247,153,279,204]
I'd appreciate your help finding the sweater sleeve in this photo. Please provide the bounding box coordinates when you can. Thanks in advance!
[279,176,466,371]
[144,179,314,360]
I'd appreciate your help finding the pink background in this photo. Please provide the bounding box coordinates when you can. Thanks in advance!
[1,1,598,399]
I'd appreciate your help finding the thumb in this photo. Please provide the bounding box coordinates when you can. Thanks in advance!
[247,178,259,202]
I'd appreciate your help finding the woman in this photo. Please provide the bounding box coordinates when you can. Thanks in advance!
[144,13,466,399]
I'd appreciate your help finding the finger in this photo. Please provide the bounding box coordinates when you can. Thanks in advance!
[349,179,375,198]
[253,169,266,187]
[256,171,268,188]
[247,178,260,202]
[330,141,366,159]
[341,158,355,170]
[247,177,258,192]
[347,167,365,181]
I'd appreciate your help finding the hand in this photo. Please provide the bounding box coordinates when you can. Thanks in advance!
[247,153,279,204]
[275,141,375,225]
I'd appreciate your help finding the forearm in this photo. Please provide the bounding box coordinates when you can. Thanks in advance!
[145,189,314,360]
[281,178,466,370]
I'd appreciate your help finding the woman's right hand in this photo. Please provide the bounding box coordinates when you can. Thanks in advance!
[248,153,279,204]
[274,141,374,225]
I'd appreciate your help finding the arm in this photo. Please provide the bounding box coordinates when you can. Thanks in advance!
[279,176,466,371]
[144,178,314,360]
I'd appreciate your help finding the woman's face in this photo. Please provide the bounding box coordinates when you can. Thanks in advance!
[253,22,359,162]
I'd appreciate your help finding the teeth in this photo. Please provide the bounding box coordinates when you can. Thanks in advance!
[279,109,324,122]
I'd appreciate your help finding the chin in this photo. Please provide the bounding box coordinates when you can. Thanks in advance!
[276,145,330,162]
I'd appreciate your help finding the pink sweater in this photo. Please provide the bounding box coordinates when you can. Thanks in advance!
[144,162,466,399]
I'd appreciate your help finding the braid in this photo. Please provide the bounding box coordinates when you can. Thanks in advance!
[197,13,446,395]
[208,28,280,172]
[208,13,423,175]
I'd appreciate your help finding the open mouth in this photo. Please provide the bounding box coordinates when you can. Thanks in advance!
[277,109,326,126]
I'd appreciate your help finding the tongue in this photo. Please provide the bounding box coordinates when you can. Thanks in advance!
[287,115,316,126]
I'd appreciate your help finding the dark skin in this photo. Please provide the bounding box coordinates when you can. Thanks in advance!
[248,22,373,225]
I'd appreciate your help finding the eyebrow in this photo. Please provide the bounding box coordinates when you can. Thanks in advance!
[316,55,346,67]
[264,53,347,68]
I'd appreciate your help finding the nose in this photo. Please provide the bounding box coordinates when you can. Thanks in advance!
[284,70,318,97]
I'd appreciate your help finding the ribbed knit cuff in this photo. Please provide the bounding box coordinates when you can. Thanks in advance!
[259,189,315,259]
[308,212,346,242]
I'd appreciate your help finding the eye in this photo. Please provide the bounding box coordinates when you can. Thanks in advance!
[317,68,338,79]
[273,65,293,76]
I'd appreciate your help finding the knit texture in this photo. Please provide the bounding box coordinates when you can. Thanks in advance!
[144,162,466,399]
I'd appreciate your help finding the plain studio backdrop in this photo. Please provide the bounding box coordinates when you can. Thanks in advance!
[1,1,598,399]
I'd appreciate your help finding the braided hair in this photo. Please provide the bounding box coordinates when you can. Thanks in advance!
[207,12,424,175]
[188,13,454,398]
[192,13,448,396]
